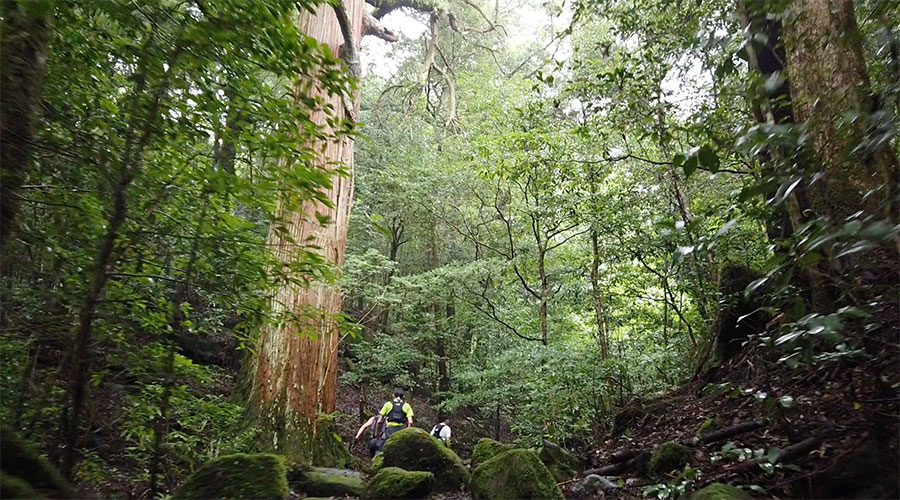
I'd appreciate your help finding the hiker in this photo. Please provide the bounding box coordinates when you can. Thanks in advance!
[377,387,414,442]
[354,415,385,458]
[430,416,451,446]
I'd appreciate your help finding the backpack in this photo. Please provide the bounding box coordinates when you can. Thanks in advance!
[387,400,406,424]
[431,423,446,439]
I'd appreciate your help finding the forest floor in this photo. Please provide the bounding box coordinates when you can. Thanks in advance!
[574,335,900,499]
[333,318,899,500]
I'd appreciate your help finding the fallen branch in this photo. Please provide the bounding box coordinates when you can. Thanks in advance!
[697,420,766,444]
[583,462,629,476]
[609,448,642,464]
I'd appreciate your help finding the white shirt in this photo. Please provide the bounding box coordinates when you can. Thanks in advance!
[431,423,451,442]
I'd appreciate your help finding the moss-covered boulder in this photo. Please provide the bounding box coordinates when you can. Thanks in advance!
[0,426,75,499]
[365,467,434,499]
[472,438,512,469]
[288,465,365,497]
[471,449,564,500]
[538,440,579,482]
[174,453,289,499]
[649,441,691,475]
[379,427,468,491]
[688,483,751,500]
[371,452,385,472]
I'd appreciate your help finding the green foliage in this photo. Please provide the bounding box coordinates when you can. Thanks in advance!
[120,380,257,481]
[173,453,289,500]
[687,483,752,500]
[1,0,356,495]
[643,466,702,499]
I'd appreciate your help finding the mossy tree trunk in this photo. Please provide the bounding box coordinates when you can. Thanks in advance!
[250,0,363,462]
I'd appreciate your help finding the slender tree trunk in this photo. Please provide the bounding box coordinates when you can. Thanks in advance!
[250,1,363,462]
[538,248,548,346]
[0,0,52,248]
[436,303,452,419]
[376,217,404,334]
[589,229,609,358]
[783,0,899,222]
[149,200,208,497]
[63,44,176,476]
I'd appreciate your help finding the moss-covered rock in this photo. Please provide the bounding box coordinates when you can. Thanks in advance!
[697,417,724,435]
[0,472,43,499]
[365,467,434,499]
[688,483,751,500]
[371,452,385,472]
[472,439,512,469]
[288,465,365,497]
[471,449,564,500]
[379,427,468,491]
[538,440,579,482]
[649,441,691,475]
[0,426,75,499]
[174,453,289,499]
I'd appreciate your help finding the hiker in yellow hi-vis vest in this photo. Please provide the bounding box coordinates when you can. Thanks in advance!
[376,387,414,443]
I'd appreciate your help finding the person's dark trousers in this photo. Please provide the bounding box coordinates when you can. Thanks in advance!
[369,437,385,457]
[384,425,404,440]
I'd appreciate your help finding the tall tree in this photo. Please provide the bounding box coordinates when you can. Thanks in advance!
[783,0,899,223]
[249,0,364,462]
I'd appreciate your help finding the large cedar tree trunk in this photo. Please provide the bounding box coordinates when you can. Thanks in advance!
[783,0,899,222]
[250,0,363,463]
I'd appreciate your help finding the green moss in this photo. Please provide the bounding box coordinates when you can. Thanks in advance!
[538,440,579,482]
[472,439,512,469]
[0,473,43,499]
[365,467,434,499]
[174,453,289,499]
[697,418,724,435]
[248,405,350,468]
[471,449,564,500]
[688,483,751,500]
[289,466,365,497]
[380,428,469,491]
[371,453,385,472]
[0,426,75,498]
[649,441,691,475]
